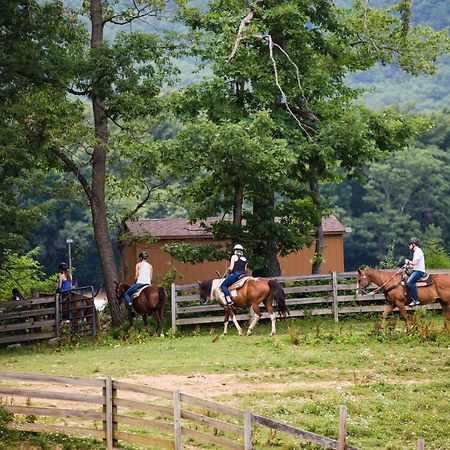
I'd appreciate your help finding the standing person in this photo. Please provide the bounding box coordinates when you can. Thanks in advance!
[57,262,73,294]
[221,244,248,307]
[124,251,153,308]
[405,237,425,306]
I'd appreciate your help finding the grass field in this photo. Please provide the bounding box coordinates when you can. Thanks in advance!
[0,312,449,449]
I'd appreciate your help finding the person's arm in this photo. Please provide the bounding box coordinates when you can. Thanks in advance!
[226,255,238,274]
[134,263,140,282]
[406,249,420,268]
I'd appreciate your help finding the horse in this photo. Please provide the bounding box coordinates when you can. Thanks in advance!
[58,289,101,336]
[357,267,450,331]
[198,277,289,336]
[115,282,167,336]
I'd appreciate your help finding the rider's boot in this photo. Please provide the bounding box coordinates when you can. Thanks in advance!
[225,295,234,307]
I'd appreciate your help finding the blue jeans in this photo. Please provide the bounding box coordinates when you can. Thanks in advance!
[124,283,145,306]
[221,272,246,298]
[407,270,425,303]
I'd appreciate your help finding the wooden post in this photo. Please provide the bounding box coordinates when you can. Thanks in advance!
[332,272,339,323]
[55,294,60,338]
[171,283,177,334]
[417,438,425,450]
[173,389,183,450]
[104,376,113,449]
[244,410,252,450]
[112,380,118,448]
[338,405,347,450]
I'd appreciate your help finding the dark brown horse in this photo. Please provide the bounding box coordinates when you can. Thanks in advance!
[198,277,289,336]
[357,267,450,331]
[58,288,100,336]
[115,282,167,336]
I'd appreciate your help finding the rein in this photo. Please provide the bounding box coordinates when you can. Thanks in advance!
[371,267,405,295]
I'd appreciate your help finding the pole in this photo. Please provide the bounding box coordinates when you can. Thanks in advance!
[66,238,74,272]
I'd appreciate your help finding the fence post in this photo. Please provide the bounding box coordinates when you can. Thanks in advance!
[171,283,177,334]
[173,389,183,450]
[332,272,339,323]
[338,405,347,450]
[417,438,425,450]
[244,410,252,450]
[103,376,113,450]
[112,380,118,448]
[55,294,60,338]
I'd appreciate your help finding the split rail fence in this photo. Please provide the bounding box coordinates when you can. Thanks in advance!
[0,371,359,449]
[0,287,97,346]
[171,270,449,333]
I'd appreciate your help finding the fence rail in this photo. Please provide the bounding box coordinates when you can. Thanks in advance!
[0,371,360,450]
[171,270,449,333]
[0,287,97,345]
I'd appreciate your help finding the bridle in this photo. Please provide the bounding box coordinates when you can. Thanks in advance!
[359,267,405,295]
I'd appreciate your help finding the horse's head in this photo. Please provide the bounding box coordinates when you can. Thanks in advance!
[114,281,129,305]
[357,268,371,294]
[198,279,213,305]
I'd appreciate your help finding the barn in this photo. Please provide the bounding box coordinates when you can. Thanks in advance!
[120,216,346,284]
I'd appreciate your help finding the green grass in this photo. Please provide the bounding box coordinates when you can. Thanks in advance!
[0,313,449,449]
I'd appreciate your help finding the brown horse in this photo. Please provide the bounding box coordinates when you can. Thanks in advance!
[115,282,167,336]
[58,288,100,336]
[198,277,289,336]
[357,267,450,331]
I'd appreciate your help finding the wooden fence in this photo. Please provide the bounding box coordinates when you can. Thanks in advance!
[171,270,449,333]
[0,286,97,346]
[0,371,360,449]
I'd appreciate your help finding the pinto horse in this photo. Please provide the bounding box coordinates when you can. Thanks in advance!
[115,282,167,335]
[357,267,450,331]
[198,277,289,336]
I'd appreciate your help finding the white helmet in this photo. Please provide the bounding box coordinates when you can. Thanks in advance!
[233,244,243,251]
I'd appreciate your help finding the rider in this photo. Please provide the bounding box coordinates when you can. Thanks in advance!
[221,244,248,307]
[405,237,426,307]
[124,251,153,308]
[57,262,72,294]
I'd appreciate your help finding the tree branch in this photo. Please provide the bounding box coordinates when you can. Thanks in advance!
[228,0,266,61]
[50,147,93,202]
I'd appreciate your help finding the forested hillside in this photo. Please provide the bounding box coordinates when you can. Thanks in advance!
[0,0,449,298]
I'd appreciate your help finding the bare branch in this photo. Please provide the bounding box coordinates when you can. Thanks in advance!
[265,34,313,138]
[228,0,266,61]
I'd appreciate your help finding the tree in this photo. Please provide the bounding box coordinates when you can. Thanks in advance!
[163,0,448,274]
[0,0,176,325]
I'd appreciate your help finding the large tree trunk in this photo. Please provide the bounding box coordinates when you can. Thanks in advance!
[252,189,281,277]
[233,181,244,226]
[90,0,123,326]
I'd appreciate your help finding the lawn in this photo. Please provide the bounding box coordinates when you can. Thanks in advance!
[0,312,449,449]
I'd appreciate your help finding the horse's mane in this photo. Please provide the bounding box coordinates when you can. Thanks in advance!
[201,279,213,294]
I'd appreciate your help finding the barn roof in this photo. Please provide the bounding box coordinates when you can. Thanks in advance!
[125,215,346,239]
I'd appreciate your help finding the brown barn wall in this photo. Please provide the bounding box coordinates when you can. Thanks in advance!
[121,234,344,285]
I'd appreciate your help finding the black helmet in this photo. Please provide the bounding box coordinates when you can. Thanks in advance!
[139,251,148,260]
[59,262,68,271]
[408,237,419,246]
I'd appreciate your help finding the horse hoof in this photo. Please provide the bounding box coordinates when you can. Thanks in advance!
[269,332,275,337]
[246,331,252,336]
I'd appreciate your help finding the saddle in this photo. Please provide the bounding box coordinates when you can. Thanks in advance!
[400,273,433,288]
[229,276,259,294]
[132,284,151,299]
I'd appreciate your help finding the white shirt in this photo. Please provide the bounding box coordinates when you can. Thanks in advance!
[412,247,425,272]
[136,261,153,284]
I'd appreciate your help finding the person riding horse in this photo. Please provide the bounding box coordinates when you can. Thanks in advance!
[124,251,153,310]
[405,237,426,306]
[221,244,248,306]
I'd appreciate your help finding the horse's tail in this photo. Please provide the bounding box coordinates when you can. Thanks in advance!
[268,280,289,316]
[158,287,167,317]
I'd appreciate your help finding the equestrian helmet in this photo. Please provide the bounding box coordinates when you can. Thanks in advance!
[408,237,419,246]
[139,251,148,259]
[233,244,244,251]
[59,262,68,271]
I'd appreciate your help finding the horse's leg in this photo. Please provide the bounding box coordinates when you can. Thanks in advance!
[265,301,276,337]
[151,311,161,336]
[439,301,450,332]
[381,303,394,330]
[247,303,261,336]
[230,309,243,336]
[396,301,410,331]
